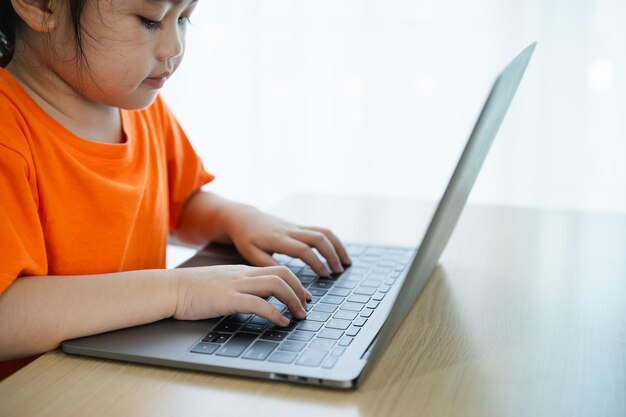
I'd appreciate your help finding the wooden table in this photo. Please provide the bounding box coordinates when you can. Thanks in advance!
[1,195,624,417]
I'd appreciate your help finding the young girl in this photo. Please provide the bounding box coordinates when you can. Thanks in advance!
[0,0,351,379]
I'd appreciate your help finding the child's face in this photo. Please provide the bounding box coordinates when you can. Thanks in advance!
[50,0,197,110]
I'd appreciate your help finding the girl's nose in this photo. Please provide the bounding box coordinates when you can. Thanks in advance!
[157,26,184,64]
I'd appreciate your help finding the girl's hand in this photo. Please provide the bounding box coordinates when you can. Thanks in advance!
[225,206,352,277]
[173,265,311,326]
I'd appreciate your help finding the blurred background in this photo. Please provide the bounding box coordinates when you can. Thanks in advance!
[162,0,626,214]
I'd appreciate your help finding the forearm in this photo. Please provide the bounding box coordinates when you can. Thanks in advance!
[175,191,258,246]
[0,269,176,360]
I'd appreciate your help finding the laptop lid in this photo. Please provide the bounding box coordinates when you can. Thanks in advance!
[356,42,536,386]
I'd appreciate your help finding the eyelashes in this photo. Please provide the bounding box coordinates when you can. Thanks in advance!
[140,17,163,31]
[139,16,192,31]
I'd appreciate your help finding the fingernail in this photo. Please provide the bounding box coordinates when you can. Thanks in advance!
[280,316,290,325]
[306,290,312,299]
[299,306,307,318]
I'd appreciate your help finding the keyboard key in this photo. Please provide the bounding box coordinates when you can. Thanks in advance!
[361,280,382,288]
[269,320,297,332]
[300,266,316,275]
[360,309,374,318]
[364,247,384,256]
[321,356,338,369]
[379,285,392,293]
[333,310,358,320]
[334,280,358,290]
[228,313,253,323]
[366,301,380,309]
[308,288,327,296]
[346,245,366,256]
[320,295,344,305]
[309,295,321,304]
[313,303,338,313]
[288,258,306,267]
[347,294,370,304]
[249,316,272,325]
[277,340,307,352]
[341,274,362,283]
[372,292,386,301]
[328,287,351,297]
[214,322,242,333]
[346,326,361,337]
[202,332,220,343]
[318,329,344,340]
[325,319,351,330]
[330,346,346,357]
[241,323,267,333]
[190,342,220,355]
[242,340,279,361]
[350,266,370,275]
[295,349,327,367]
[260,330,289,342]
[273,254,291,264]
[311,280,334,289]
[354,286,376,296]
[300,275,316,285]
[305,311,331,322]
[203,332,232,343]
[216,333,258,358]
[268,300,287,311]
[268,351,298,364]
[353,317,368,327]
[340,302,364,312]
[338,336,354,347]
[308,338,336,351]
[296,321,323,332]
[288,330,315,342]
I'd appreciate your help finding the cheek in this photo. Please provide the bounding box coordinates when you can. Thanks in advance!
[84,46,150,88]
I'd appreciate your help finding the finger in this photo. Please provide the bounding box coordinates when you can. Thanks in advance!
[259,265,311,306]
[237,244,279,267]
[235,294,291,327]
[289,229,344,274]
[274,237,331,277]
[304,226,352,266]
[236,275,307,320]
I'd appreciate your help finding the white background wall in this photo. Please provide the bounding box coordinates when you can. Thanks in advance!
[162,0,626,214]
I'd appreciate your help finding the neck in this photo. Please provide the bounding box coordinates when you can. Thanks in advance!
[6,45,124,145]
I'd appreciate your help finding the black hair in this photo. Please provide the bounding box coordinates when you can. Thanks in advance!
[0,0,89,68]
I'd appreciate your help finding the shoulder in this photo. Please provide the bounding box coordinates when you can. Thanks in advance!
[0,68,36,160]
[0,100,34,165]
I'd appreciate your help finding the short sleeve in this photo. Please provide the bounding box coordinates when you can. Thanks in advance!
[0,143,47,295]
[154,97,214,231]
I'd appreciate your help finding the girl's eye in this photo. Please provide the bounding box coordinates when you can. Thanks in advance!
[140,17,163,31]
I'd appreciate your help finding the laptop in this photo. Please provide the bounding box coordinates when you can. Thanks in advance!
[62,42,536,389]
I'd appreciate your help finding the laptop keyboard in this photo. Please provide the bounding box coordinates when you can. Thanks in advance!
[189,244,413,369]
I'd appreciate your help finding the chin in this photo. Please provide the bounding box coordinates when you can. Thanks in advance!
[116,91,159,111]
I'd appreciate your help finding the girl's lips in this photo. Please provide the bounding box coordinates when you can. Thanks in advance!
[144,74,170,88]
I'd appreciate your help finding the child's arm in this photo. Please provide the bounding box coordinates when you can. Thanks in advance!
[0,265,309,360]
[174,191,352,277]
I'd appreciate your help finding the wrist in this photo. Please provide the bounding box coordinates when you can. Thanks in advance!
[220,202,259,241]
[159,269,180,319]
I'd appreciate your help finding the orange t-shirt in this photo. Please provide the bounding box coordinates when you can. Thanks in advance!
[0,68,213,294]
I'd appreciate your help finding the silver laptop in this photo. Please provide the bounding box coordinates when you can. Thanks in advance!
[62,43,536,389]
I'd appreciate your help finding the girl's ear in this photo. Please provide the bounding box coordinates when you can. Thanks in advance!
[10,0,62,33]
